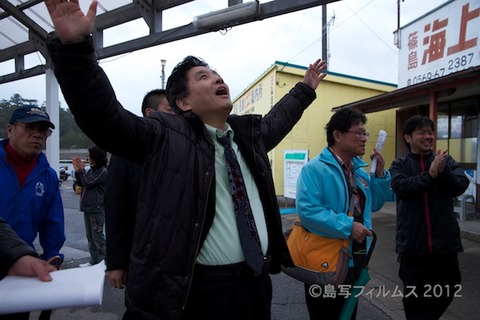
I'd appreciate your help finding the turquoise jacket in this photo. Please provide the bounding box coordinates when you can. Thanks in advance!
[296,147,391,256]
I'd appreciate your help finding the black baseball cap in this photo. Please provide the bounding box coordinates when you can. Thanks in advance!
[9,105,55,129]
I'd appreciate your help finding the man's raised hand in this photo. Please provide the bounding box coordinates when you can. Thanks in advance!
[44,0,97,44]
[302,59,327,90]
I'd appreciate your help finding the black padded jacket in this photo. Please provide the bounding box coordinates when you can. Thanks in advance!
[104,155,140,271]
[390,151,469,257]
[47,35,316,319]
[0,218,38,280]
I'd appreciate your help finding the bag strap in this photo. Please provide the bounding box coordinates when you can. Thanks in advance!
[364,230,377,267]
[348,172,357,216]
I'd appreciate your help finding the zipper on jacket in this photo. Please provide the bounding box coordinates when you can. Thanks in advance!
[420,154,433,253]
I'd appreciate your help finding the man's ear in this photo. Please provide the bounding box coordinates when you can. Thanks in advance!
[6,124,14,138]
[403,134,412,144]
[333,130,342,144]
[176,98,192,112]
[144,108,154,116]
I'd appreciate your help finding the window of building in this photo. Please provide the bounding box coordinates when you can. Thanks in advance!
[437,99,479,166]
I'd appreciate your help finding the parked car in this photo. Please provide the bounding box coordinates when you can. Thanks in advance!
[59,165,71,181]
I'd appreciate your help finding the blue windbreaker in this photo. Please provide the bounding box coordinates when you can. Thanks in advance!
[0,139,65,260]
[296,147,391,261]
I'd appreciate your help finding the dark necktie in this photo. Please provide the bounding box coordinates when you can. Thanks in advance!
[217,135,264,275]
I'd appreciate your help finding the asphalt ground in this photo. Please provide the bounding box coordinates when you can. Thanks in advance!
[27,178,480,319]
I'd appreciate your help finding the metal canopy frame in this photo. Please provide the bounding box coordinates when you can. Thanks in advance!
[0,0,340,85]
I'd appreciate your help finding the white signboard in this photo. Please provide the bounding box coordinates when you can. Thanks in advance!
[398,0,480,88]
[284,150,308,199]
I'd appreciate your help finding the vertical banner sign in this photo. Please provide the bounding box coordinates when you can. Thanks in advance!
[284,150,308,199]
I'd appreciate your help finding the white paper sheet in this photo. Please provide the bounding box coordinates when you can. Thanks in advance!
[0,260,105,314]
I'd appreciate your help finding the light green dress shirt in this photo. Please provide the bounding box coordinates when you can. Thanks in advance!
[196,123,268,265]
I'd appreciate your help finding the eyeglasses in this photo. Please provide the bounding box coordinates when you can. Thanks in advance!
[347,130,369,138]
[15,122,53,137]
[414,130,435,136]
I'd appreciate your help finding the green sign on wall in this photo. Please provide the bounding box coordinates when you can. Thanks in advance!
[284,150,308,199]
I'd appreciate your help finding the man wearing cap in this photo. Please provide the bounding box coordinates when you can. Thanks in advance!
[0,105,65,264]
[0,105,65,319]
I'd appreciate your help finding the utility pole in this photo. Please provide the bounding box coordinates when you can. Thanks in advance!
[395,0,405,48]
[322,1,334,67]
[322,1,328,65]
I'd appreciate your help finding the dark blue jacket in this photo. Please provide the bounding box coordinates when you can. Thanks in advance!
[0,139,65,261]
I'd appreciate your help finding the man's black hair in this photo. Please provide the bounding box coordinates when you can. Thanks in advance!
[166,56,209,114]
[141,89,166,117]
[325,107,367,147]
[402,115,435,150]
[88,145,108,168]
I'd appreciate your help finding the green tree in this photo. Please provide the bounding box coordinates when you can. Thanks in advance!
[9,94,27,108]
[0,94,92,148]
[58,107,93,148]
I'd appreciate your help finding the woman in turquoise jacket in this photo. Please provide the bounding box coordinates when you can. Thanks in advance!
[296,107,391,319]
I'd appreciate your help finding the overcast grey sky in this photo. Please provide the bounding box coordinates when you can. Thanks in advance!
[0,0,446,115]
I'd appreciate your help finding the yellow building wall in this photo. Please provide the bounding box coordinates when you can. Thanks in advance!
[233,62,397,196]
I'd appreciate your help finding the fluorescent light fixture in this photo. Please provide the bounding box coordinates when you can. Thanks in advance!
[193,1,260,29]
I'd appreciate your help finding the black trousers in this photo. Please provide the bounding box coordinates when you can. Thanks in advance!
[304,241,365,320]
[398,253,461,320]
[303,281,358,320]
[180,263,272,320]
